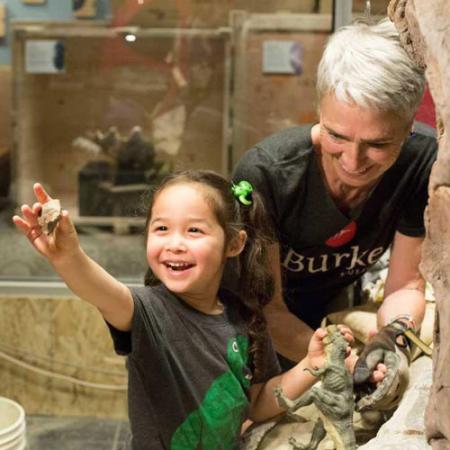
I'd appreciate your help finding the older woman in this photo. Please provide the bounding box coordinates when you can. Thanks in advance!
[233,19,437,409]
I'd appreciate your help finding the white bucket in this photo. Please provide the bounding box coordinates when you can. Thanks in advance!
[0,397,26,450]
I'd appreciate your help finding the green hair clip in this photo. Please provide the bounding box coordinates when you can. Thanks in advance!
[231,180,253,206]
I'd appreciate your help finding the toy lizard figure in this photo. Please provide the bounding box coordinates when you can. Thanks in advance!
[353,318,431,412]
[274,325,356,450]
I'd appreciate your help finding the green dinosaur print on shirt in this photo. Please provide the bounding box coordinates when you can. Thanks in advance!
[170,335,251,450]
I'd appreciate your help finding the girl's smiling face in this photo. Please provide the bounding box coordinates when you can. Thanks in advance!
[146,183,234,308]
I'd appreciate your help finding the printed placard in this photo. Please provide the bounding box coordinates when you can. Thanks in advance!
[25,40,65,74]
[263,40,303,75]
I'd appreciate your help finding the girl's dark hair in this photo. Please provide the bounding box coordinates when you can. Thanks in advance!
[144,169,275,380]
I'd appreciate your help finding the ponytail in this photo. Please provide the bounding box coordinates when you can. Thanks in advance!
[233,187,275,381]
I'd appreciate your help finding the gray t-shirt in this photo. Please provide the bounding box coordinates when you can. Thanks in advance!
[233,125,437,327]
[107,284,280,450]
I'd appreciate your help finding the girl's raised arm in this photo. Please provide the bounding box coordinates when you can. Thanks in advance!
[13,183,134,331]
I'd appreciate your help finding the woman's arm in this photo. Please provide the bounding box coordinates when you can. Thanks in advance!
[352,232,426,407]
[263,243,314,362]
[13,183,134,331]
[377,231,426,330]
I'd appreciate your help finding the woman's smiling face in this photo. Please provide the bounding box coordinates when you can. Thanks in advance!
[317,93,412,189]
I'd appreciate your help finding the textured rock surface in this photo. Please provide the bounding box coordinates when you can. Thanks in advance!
[421,188,450,449]
[388,0,450,448]
[358,356,432,450]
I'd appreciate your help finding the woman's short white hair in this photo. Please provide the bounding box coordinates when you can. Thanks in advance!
[317,18,425,121]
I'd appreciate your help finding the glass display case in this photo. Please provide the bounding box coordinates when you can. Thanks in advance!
[0,0,390,285]
[5,21,233,281]
[12,22,230,218]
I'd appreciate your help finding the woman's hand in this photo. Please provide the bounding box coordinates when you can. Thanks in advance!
[12,183,81,263]
[306,325,355,370]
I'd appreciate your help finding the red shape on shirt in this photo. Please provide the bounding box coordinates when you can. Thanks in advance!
[325,221,357,248]
[415,86,436,128]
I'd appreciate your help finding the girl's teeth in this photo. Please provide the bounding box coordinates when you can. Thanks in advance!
[166,262,191,271]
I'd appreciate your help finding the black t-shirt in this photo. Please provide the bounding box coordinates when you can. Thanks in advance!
[233,125,437,327]
[107,284,280,450]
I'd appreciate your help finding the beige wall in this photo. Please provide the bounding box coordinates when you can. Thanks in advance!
[0,295,127,418]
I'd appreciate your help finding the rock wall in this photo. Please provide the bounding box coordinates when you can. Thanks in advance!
[389,0,450,448]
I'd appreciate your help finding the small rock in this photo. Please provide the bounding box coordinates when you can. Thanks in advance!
[38,199,61,235]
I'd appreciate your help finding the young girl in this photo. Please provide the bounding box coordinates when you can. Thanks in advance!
[13,170,353,450]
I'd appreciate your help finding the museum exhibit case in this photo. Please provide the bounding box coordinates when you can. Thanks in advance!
[0,0,389,285]
[5,21,232,282]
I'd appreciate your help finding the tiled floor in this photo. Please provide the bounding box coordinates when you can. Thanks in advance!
[26,415,130,450]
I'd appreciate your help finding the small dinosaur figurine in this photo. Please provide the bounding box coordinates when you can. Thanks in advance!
[274,325,356,450]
